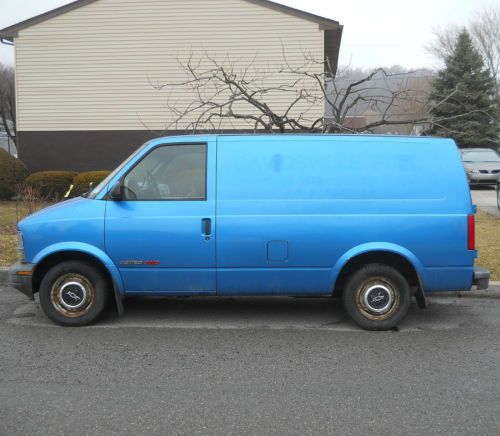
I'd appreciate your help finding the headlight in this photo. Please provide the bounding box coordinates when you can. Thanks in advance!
[17,231,25,261]
[466,168,480,174]
[17,231,24,250]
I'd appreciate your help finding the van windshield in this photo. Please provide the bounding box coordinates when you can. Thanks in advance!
[85,142,150,199]
[461,150,500,162]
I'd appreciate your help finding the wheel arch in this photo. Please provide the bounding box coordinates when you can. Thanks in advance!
[31,243,124,314]
[331,243,425,296]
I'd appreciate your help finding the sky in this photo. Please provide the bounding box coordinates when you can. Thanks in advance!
[1,0,499,69]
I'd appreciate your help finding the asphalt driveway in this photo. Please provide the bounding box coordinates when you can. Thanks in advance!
[1,285,499,435]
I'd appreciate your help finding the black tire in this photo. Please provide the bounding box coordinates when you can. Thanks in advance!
[497,184,500,210]
[39,260,110,326]
[342,263,411,331]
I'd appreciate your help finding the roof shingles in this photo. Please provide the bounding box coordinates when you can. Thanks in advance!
[0,0,340,39]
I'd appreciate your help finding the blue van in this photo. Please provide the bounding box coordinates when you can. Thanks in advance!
[9,135,490,330]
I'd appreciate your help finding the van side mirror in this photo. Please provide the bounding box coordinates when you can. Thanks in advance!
[109,180,124,201]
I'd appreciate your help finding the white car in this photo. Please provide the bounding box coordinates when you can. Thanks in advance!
[461,148,500,187]
[496,177,500,209]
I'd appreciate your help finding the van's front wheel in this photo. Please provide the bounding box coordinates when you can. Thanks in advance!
[342,264,411,331]
[39,261,109,326]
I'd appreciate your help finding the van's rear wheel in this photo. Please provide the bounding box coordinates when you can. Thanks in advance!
[342,264,411,331]
[39,260,109,326]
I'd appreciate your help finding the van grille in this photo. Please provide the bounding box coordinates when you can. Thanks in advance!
[479,169,500,174]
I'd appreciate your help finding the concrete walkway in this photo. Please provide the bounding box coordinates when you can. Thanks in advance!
[471,187,499,217]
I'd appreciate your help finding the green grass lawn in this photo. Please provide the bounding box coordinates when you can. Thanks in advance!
[0,201,18,266]
[0,201,499,280]
[476,211,500,281]
[0,200,49,267]
[0,201,22,227]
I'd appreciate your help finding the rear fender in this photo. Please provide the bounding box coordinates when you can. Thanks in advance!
[331,242,425,289]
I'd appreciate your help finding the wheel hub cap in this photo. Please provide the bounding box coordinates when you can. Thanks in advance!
[51,273,94,317]
[363,284,394,314]
[59,281,88,310]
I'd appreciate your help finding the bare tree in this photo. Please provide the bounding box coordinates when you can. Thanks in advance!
[0,63,16,145]
[149,52,322,133]
[324,65,433,133]
[150,52,448,134]
[470,7,500,95]
[427,26,461,62]
[427,7,500,94]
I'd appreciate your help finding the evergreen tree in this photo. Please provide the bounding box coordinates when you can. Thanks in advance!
[429,30,499,148]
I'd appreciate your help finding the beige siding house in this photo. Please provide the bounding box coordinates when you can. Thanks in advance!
[1,0,342,171]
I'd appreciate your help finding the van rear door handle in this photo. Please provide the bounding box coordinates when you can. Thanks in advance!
[202,218,211,236]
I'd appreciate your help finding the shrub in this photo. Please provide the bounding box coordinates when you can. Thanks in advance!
[0,149,29,200]
[71,171,111,197]
[15,184,51,218]
[25,171,77,200]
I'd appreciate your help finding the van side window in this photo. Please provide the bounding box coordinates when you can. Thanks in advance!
[123,143,207,201]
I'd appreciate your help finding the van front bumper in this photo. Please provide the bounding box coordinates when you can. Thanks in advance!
[9,261,34,299]
[473,266,490,290]
[468,173,499,185]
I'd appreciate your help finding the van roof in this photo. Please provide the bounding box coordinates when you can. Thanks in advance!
[149,134,455,143]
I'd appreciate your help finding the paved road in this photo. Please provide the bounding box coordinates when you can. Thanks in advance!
[471,186,499,217]
[1,286,499,435]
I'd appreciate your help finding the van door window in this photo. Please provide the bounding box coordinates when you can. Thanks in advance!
[123,143,207,200]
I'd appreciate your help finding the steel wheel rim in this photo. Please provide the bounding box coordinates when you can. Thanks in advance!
[51,273,94,318]
[356,277,400,321]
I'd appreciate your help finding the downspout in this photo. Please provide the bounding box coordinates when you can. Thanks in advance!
[0,37,14,46]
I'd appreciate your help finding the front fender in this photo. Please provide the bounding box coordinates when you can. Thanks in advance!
[32,242,125,296]
[330,242,425,287]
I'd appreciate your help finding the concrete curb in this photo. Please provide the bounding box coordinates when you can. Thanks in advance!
[478,206,500,219]
[0,267,8,285]
[1,267,499,298]
[429,283,500,300]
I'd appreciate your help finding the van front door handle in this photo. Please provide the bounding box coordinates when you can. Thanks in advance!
[202,218,211,237]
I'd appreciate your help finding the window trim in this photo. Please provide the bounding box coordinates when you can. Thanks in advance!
[114,142,208,202]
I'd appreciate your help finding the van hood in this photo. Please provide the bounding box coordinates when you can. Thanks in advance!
[15,196,106,264]
[18,197,91,228]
